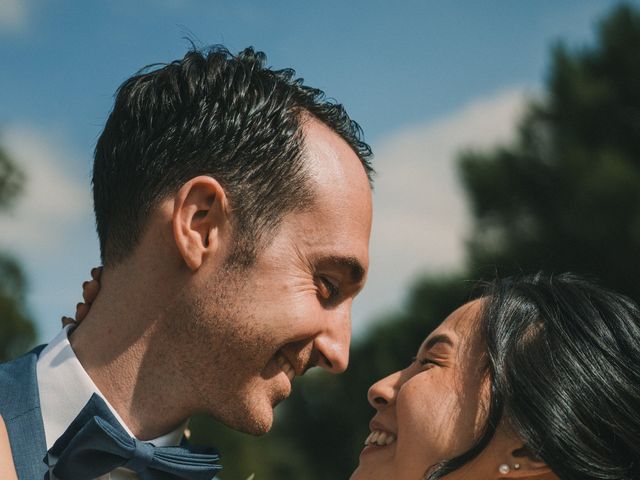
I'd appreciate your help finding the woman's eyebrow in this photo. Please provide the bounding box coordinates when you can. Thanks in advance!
[424,334,454,351]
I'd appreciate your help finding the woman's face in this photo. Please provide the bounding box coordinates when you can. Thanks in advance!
[350,299,506,480]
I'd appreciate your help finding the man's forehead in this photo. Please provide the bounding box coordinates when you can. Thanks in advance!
[270,118,373,280]
[265,206,369,272]
[280,209,368,260]
[302,118,371,194]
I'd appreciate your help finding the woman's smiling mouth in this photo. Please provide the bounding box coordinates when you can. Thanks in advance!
[364,429,397,447]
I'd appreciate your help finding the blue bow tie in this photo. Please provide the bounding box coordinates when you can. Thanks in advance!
[45,393,222,480]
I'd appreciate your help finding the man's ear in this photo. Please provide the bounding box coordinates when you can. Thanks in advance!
[172,176,230,271]
[498,444,556,479]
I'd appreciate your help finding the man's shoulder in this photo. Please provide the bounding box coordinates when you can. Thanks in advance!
[0,345,46,381]
[0,345,45,420]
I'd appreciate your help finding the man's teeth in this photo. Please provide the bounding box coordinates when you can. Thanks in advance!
[364,430,396,446]
[276,353,295,381]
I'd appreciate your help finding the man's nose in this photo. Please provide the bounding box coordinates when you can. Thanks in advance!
[367,371,401,409]
[314,306,351,373]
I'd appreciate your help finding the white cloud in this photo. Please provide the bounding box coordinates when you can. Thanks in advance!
[0,126,98,343]
[0,125,92,254]
[0,0,27,31]
[353,88,530,334]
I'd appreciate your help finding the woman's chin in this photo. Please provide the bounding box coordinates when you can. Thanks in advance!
[349,461,387,480]
[348,464,367,480]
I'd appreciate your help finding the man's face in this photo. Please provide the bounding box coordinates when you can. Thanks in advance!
[177,118,372,434]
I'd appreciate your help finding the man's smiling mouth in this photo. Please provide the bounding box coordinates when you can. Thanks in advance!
[275,351,296,382]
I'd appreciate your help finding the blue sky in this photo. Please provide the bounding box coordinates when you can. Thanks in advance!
[1,0,635,342]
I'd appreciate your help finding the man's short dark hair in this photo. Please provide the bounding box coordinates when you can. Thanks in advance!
[93,46,373,266]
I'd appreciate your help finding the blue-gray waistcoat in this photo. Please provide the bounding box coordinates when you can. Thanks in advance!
[0,346,48,479]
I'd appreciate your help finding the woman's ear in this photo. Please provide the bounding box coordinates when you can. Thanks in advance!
[496,444,556,479]
[490,422,557,480]
[172,175,230,270]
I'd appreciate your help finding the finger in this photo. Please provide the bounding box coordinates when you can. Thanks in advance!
[61,316,76,327]
[90,266,103,281]
[82,279,100,304]
[75,302,90,323]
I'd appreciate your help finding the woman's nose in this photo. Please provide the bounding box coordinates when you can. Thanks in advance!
[367,370,402,409]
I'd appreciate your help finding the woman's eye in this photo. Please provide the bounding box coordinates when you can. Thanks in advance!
[419,358,439,367]
[411,356,440,367]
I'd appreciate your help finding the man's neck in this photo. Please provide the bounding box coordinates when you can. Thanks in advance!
[69,267,191,440]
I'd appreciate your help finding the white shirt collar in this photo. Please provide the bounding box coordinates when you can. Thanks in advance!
[36,325,185,449]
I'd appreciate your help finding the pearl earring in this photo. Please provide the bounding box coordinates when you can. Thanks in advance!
[498,464,511,474]
[514,463,521,470]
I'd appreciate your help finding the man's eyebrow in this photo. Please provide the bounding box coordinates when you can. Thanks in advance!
[323,255,366,283]
[424,334,454,351]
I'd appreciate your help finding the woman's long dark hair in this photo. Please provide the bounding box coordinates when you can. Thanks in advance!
[427,273,640,480]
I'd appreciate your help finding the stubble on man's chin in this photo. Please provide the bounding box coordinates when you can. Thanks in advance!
[192,359,280,436]
[167,266,278,435]
[217,386,276,436]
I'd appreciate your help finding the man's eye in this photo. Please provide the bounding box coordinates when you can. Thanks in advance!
[317,276,340,301]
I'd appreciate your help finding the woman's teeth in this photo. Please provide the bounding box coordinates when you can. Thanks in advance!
[276,353,295,381]
[364,430,396,446]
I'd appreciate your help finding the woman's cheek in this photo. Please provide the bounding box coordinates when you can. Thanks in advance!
[397,372,474,460]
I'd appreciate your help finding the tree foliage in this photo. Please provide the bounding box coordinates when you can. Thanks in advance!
[460,4,640,301]
[0,143,36,361]
[0,145,25,210]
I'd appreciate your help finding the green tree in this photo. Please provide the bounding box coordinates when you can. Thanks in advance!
[460,4,640,300]
[192,4,640,479]
[0,143,36,361]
